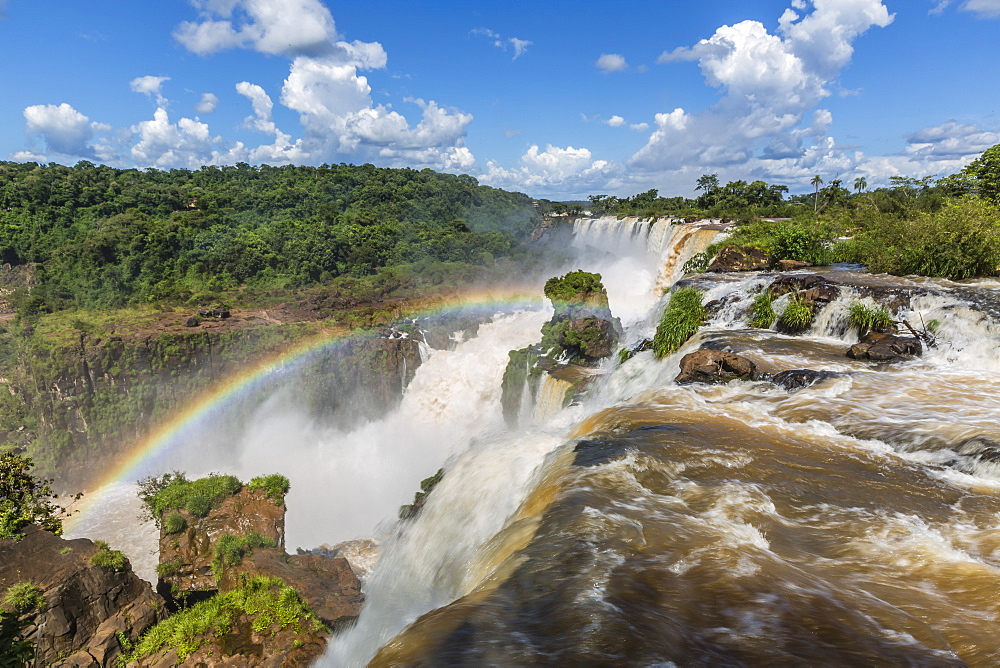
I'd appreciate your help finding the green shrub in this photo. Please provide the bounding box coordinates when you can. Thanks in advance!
[399,468,445,520]
[247,474,290,505]
[90,540,128,571]
[184,495,211,518]
[749,293,776,328]
[778,299,813,332]
[653,288,705,358]
[164,512,187,535]
[0,452,67,540]
[156,558,185,579]
[138,472,243,524]
[2,582,46,613]
[211,532,277,576]
[119,576,325,663]
[617,347,635,364]
[847,302,894,335]
[845,198,1000,279]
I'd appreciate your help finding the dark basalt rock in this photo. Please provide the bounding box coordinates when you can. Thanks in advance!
[706,245,772,272]
[847,332,922,361]
[562,316,619,360]
[0,526,166,667]
[675,348,757,384]
[769,369,838,391]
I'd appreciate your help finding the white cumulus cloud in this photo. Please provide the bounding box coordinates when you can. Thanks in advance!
[129,108,221,169]
[632,0,895,192]
[195,92,219,114]
[130,75,171,107]
[605,115,626,128]
[175,0,338,56]
[23,103,97,156]
[479,144,623,195]
[595,53,628,73]
[961,0,1000,17]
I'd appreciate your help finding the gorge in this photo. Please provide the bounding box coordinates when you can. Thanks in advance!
[39,214,1000,665]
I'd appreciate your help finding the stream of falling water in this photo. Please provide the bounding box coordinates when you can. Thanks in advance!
[68,217,1000,665]
[325,220,1000,666]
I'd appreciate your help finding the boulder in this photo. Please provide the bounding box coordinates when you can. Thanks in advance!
[561,316,619,360]
[847,332,922,362]
[158,488,285,597]
[0,526,166,667]
[769,369,837,391]
[706,245,772,272]
[222,550,363,630]
[778,259,812,271]
[675,349,758,384]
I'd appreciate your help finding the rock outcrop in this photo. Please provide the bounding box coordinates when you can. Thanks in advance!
[0,526,166,667]
[847,332,922,362]
[155,486,362,628]
[501,271,620,426]
[675,349,758,384]
[707,245,772,272]
[157,488,285,597]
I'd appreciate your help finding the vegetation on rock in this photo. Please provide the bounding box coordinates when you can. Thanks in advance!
[847,302,894,336]
[778,299,814,332]
[90,540,128,571]
[399,468,445,520]
[119,576,325,663]
[2,581,46,613]
[653,288,706,358]
[163,512,187,535]
[0,452,70,540]
[749,293,776,329]
[247,474,291,505]
[138,471,243,523]
[211,532,279,576]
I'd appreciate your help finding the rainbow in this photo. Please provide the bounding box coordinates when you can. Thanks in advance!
[65,289,542,530]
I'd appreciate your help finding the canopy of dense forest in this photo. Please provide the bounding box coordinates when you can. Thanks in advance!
[0,161,540,311]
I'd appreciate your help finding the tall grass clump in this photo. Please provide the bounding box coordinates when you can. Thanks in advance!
[2,582,46,613]
[847,302,894,336]
[211,532,278,576]
[247,474,290,505]
[653,288,706,358]
[119,577,325,663]
[778,298,813,332]
[749,293,776,328]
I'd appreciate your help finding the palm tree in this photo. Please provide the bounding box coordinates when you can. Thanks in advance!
[811,174,824,212]
[854,176,867,194]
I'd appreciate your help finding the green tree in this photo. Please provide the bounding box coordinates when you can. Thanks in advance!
[811,174,824,212]
[0,453,72,540]
[961,142,1000,203]
[854,176,867,194]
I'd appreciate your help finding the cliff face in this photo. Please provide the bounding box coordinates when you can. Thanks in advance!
[0,313,422,488]
[158,488,286,596]
[0,526,166,667]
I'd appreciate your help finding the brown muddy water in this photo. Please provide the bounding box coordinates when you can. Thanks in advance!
[323,219,1000,666]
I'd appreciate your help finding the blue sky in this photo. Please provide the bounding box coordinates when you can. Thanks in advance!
[1,0,998,199]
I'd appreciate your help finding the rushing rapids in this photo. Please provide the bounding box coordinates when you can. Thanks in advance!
[72,216,1000,665]
[328,218,1000,666]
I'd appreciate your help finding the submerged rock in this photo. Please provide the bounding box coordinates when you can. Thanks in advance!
[769,369,838,391]
[0,526,166,667]
[675,349,757,384]
[778,259,812,271]
[846,332,922,362]
[706,245,772,272]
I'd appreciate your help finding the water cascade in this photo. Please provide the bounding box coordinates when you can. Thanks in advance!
[325,225,1000,665]
[68,218,1000,665]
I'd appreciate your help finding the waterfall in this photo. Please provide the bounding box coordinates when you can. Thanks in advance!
[322,236,1000,664]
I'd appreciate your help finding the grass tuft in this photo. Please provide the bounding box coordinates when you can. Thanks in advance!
[653,288,706,358]
[247,474,290,505]
[778,298,813,332]
[2,582,46,613]
[90,540,128,571]
[749,292,776,328]
[847,302,894,335]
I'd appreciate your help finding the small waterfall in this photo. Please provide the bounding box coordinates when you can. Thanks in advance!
[571,216,726,303]
[532,374,573,423]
